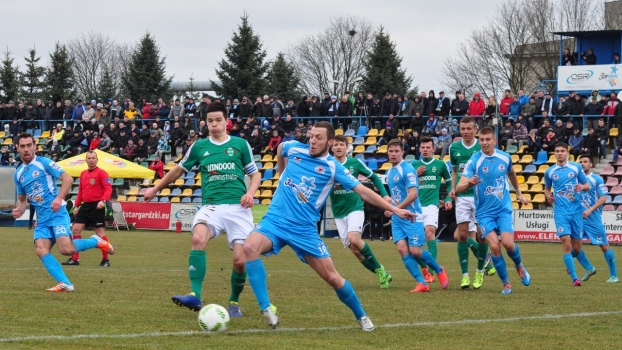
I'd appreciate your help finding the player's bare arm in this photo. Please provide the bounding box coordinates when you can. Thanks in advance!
[12,194,27,218]
[241,171,261,208]
[583,194,607,219]
[53,172,73,212]
[276,143,287,175]
[449,167,457,199]
[144,165,185,202]
[456,175,480,193]
[508,168,529,204]
[354,184,415,222]
[544,187,554,203]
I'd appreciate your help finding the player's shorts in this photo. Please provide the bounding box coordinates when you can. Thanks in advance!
[74,201,106,228]
[455,196,476,226]
[392,216,425,247]
[191,204,253,249]
[554,213,583,239]
[334,210,365,248]
[582,218,608,245]
[477,211,514,238]
[33,209,72,244]
[253,214,330,263]
[422,205,439,228]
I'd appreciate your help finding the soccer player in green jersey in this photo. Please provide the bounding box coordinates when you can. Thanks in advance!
[144,102,261,317]
[330,135,392,288]
[448,116,491,289]
[411,136,453,283]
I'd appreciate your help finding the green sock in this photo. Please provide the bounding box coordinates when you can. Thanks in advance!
[229,268,247,303]
[416,256,427,269]
[467,237,479,257]
[189,250,206,301]
[427,240,438,259]
[458,241,470,274]
[477,242,489,271]
[359,243,382,272]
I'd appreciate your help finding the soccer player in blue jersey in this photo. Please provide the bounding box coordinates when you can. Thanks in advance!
[385,139,449,293]
[12,133,114,292]
[544,143,594,286]
[243,122,416,331]
[579,155,618,283]
[456,127,531,294]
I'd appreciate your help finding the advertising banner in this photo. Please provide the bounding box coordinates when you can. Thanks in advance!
[119,202,171,230]
[558,64,621,91]
[169,203,202,231]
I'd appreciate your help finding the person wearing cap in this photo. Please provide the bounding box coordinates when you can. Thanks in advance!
[82,102,95,122]
[508,118,529,149]
[4,100,17,121]
[122,137,138,161]
[284,98,297,117]
[320,92,332,116]
[434,114,449,137]
[450,92,469,117]
[326,95,339,122]
[499,119,514,149]
[369,96,381,123]
[436,91,450,117]
[257,96,274,122]
[541,128,556,153]
[156,133,169,159]
[435,127,452,158]
[237,96,252,119]
[378,122,397,145]
[23,103,38,132]
[147,129,160,155]
[423,113,437,135]
[112,128,129,156]
[468,92,486,122]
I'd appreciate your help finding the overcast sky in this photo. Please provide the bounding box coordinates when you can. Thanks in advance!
[5,0,500,93]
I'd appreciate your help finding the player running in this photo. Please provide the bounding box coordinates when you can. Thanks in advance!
[456,127,531,294]
[62,151,113,267]
[578,155,618,283]
[386,139,449,293]
[243,122,416,331]
[448,116,491,289]
[329,135,392,288]
[12,133,114,292]
[544,143,594,286]
[144,102,260,317]
[411,136,453,283]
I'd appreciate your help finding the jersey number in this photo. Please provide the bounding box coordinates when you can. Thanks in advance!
[54,226,68,235]
[317,242,329,256]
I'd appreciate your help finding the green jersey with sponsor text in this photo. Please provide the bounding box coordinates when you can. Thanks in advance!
[330,156,388,218]
[180,136,257,205]
[449,140,480,197]
[411,157,452,207]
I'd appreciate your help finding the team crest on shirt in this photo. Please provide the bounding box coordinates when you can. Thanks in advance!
[19,176,24,182]
[498,164,505,171]
[558,227,564,233]
[568,172,575,178]
[284,176,316,204]
[393,175,399,182]
[483,176,505,201]
[432,166,437,173]
[481,226,486,234]
[226,147,235,156]
[349,166,355,173]
[293,156,302,163]
[482,166,489,174]
[32,170,39,177]
[553,174,559,180]
[315,166,325,174]
[90,178,96,185]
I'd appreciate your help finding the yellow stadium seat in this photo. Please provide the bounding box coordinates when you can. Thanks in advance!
[519,154,533,164]
[353,146,365,154]
[181,189,193,197]
[366,129,379,137]
[117,195,127,201]
[347,137,353,144]
[378,129,385,137]
[518,184,528,193]
[517,145,527,154]
[516,176,524,184]
[536,165,549,174]
[194,179,201,187]
[153,179,162,187]
[261,180,272,188]
[397,129,404,137]
[41,131,50,138]
[510,193,517,202]
[158,188,171,196]
[511,155,520,163]
[165,162,176,170]
[173,179,184,187]
[532,194,546,203]
[127,196,137,202]
[260,190,273,198]
[170,197,180,203]
[568,155,575,162]
[379,162,392,172]
[364,137,377,146]
[513,164,523,174]
[254,190,261,197]
[263,162,274,169]
[540,177,545,185]
[526,176,539,185]
[376,145,388,154]
[271,181,279,188]
[443,155,450,162]
[261,199,271,205]
[272,172,280,180]
[127,187,139,196]
[0,131,5,138]
[2,139,11,145]
[195,173,201,180]
[261,154,273,162]
[521,203,533,210]
[611,128,619,138]
[335,129,344,135]
[261,146,269,154]
[522,193,532,202]
[512,202,519,210]
[528,184,543,193]
[547,155,556,164]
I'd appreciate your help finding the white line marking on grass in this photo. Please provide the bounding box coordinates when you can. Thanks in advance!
[1,310,620,343]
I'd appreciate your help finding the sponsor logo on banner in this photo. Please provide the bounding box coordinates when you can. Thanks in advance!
[119,202,171,230]
[169,204,201,231]
[558,64,621,91]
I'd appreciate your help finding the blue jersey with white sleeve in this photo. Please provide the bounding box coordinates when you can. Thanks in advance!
[14,156,68,223]
[387,160,423,219]
[583,173,607,224]
[462,150,513,218]
[544,162,589,215]
[268,141,361,225]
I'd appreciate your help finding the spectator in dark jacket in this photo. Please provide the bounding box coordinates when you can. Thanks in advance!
[451,93,469,116]
[554,96,570,121]
[404,130,420,157]
[434,91,451,116]
[593,118,609,158]
[408,96,425,117]
[355,92,368,117]
[410,112,425,134]
[526,129,542,158]
[369,97,382,126]
[281,114,296,133]
[249,129,263,155]
[309,96,321,117]
[380,93,396,117]
[320,92,332,116]
[585,96,604,128]
[426,90,439,116]
[378,122,398,145]
[568,128,584,158]
[297,96,310,117]
[499,119,515,149]
[238,97,253,118]
[581,127,600,163]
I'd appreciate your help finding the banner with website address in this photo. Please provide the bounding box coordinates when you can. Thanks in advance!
[119,202,171,230]
[514,210,622,245]
[558,64,621,91]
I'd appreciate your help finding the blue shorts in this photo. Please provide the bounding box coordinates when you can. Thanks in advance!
[582,218,608,245]
[391,216,425,247]
[554,214,583,239]
[253,214,330,263]
[477,211,514,238]
[33,212,72,244]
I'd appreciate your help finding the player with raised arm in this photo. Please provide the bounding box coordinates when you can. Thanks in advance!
[12,133,114,292]
[456,127,531,294]
[411,136,453,283]
[242,122,416,331]
[578,155,618,283]
[544,143,594,286]
[329,135,392,288]
[448,116,491,289]
[385,139,449,293]
[144,102,261,317]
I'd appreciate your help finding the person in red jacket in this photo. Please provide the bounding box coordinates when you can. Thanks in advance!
[500,89,514,115]
[63,151,113,267]
[142,101,152,120]
[267,130,281,155]
[149,155,165,179]
[89,132,100,151]
[468,92,486,123]
[226,118,233,134]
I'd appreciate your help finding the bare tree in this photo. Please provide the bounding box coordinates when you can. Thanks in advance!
[287,16,373,97]
[66,31,130,100]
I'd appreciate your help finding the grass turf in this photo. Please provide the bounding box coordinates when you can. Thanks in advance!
[0,228,621,349]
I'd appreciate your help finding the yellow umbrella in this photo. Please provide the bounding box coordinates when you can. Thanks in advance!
[56,149,155,178]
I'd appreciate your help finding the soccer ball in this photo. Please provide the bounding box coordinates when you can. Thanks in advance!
[198,304,230,331]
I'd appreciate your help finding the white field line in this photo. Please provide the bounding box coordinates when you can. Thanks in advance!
[0,310,620,343]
